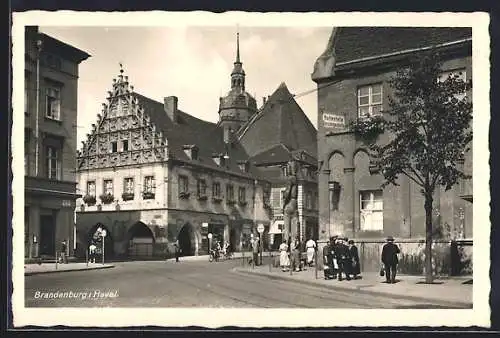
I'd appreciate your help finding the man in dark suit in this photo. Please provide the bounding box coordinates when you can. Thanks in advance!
[381,236,400,283]
[335,237,351,281]
[348,239,361,279]
[323,236,337,280]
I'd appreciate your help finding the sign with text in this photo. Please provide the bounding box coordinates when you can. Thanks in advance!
[322,112,345,129]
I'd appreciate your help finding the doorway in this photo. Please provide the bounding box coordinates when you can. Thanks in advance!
[127,222,155,258]
[40,215,55,256]
[178,223,196,256]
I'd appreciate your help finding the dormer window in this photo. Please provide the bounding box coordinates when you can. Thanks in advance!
[282,166,288,177]
[212,153,226,167]
[183,145,199,160]
[238,160,249,172]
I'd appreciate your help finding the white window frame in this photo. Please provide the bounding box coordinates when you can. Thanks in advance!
[103,179,114,195]
[144,176,156,194]
[357,83,383,119]
[46,146,61,180]
[238,187,246,203]
[87,181,96,197]
[123,177,134,194]
[45,86,61,120]
[359,190,384,231]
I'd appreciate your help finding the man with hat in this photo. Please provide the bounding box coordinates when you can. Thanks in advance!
[323,236,337,280]
[335,237,351,281]
[381,236,400,284]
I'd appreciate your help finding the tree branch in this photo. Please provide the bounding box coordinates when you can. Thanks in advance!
[406,164,425,186]
[401,169,424,188]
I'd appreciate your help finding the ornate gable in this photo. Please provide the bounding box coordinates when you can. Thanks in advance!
[77,64,168,170]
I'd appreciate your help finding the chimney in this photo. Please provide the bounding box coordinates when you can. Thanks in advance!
[164,96,178,122]
[262,97,267,105]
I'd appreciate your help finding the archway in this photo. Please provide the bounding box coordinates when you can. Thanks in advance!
[177,223,197,256]
[127,222,155,259]
[87,223,114,259]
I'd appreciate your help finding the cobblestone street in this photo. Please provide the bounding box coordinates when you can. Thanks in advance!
[25,259,469,308]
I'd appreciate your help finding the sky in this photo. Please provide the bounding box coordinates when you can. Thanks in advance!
[39,26,333,146]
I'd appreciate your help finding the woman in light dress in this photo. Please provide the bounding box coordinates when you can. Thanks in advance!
[279,240,290,272]
[305,237,317,267]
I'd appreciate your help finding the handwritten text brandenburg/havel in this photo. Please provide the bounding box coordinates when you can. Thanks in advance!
[33,290,119,300]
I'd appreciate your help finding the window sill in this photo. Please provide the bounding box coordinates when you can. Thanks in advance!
[45,117,63,124]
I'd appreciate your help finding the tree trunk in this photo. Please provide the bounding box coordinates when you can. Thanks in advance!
[424,193,434,283]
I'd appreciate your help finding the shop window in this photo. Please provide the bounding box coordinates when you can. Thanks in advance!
[357,83,383,118]
[360,190,384,231]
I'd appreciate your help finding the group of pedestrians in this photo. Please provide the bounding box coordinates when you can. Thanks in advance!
[279,236,319,272]
[322,236,361,281]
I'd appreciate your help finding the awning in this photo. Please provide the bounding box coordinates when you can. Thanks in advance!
[269,220,284,234]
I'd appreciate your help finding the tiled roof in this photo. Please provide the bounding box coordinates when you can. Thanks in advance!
[333,27,472,65]
[238,82,318,159]
[134,93,266,181]
[250,144,292,166]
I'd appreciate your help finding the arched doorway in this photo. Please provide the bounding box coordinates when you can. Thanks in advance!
[87,223,114,259]
[127,222,155,259]
[178,223,197,256]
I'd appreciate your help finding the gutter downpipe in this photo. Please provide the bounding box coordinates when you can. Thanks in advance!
[35,37,43,176]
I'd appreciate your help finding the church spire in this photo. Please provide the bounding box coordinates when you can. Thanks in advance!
[231,28,245,90]
[236,31,240,64]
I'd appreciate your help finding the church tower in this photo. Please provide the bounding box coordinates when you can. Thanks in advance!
[218,31,257,143]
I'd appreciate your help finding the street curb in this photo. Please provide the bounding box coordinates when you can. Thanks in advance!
[233,268,472,308]
[25,265,115,276]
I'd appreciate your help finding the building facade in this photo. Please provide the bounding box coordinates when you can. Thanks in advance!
[75,65,271,259]
[237,83,319,249]
[24,26,90,260]
[312,27,473,274]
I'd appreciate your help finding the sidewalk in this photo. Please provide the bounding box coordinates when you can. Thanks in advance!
[165,251,274,263]
[25,262,115,276]
[233,264,472,308]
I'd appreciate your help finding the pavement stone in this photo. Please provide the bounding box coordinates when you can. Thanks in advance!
[25,262,115,276]
[233,264,472,308]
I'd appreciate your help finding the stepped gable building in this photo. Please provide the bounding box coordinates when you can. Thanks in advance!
[218,32,258,141]
[24,26,90,261]
[312,27,473,274]
[75,65,271,259]
[237,82,319,248]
